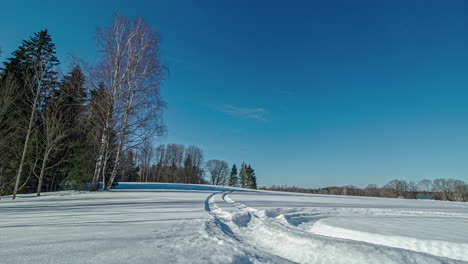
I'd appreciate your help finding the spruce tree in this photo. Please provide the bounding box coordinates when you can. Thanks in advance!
[3,30,59,110]
[245,165,257,189]
[239,163,247,188]
[3,30,60,199]
[56,66,90,190]
[0,74,21,197]
[56,66,87,131]
[229,163,238,187]
[61,144,95,190]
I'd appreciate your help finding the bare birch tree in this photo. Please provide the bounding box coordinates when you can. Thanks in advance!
[35,107,70,196]
[91,15,165,190]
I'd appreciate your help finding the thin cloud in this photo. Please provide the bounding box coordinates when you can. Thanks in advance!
[279,90,296,97]
[218,104,268,121]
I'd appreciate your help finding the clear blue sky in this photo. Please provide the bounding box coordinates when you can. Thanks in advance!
[2,0,468,188]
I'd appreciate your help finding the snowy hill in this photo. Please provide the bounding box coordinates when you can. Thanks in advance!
[1,182,468,264]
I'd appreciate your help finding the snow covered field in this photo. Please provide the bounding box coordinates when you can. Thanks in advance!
[1,183,468,264]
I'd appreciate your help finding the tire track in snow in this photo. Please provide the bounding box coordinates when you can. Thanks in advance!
[209,192,467,264]
[204,191,240,241]
[202,191,296,264]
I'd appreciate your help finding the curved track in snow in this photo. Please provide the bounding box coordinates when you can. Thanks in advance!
[204,191,468,264]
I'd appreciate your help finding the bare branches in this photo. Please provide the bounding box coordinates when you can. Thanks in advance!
[206,160,229,186]
[92,15,165,190]
[12,49,57,199]
[36,106,71,196]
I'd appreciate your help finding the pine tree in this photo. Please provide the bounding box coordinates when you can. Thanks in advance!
[56,66,87,131]
[49,66,88,191]
[0,74,21,198]
[239,163,247,188]
[229,163,238,187]
[245,165,257,189]
[3,30,59,110]
[2,30,60,199]
[61,144,95,190]
[1,30,59,154]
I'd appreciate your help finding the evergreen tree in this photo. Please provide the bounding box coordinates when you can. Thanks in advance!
[0,74,21,197]
[50,66,88,191]
[239,163,247,188]
[61,144,95,190]
[2,30,60,198]
[55,66,87,131]
[1,30,60,154]
[2,30,59,111]
[88,82,108,140]
[229,163,238,187]
[245,165,257,189]
[3,30,58,73]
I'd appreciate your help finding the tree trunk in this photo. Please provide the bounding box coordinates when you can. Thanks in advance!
[105,131,125,190]
[106,92,134,190]
[37,151,50,196]
[0,164,4,200]
[12,92,39,199]
[37,150,49,196]
[92,126,109,190]
[49,171,56,192]
[101,146,111,190]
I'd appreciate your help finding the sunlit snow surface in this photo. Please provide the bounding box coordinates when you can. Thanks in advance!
[1,182,468,264]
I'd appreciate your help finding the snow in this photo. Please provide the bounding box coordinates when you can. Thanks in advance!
[1,183,468,263]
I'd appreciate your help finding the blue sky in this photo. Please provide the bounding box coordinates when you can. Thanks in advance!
[2,0,468,188]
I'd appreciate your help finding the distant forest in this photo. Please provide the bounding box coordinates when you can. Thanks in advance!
[0,15,257,199]
[264,178,468,202]
[121,143,257,189]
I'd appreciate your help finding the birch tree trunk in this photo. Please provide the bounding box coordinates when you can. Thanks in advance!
[101,139,112,189]
[106,92,134,189]
[91,116,111,190]
[37,151,50,196]
[36,107,69,197]
[95,15,165,190]
[12,77,43,199]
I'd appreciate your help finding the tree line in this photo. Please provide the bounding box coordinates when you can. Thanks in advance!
[264,178,468,202]
[0,15,258,199]
[207,161,257,189]
[125,143,258,189]
[0,15,167,199]
[127,143,204,184]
